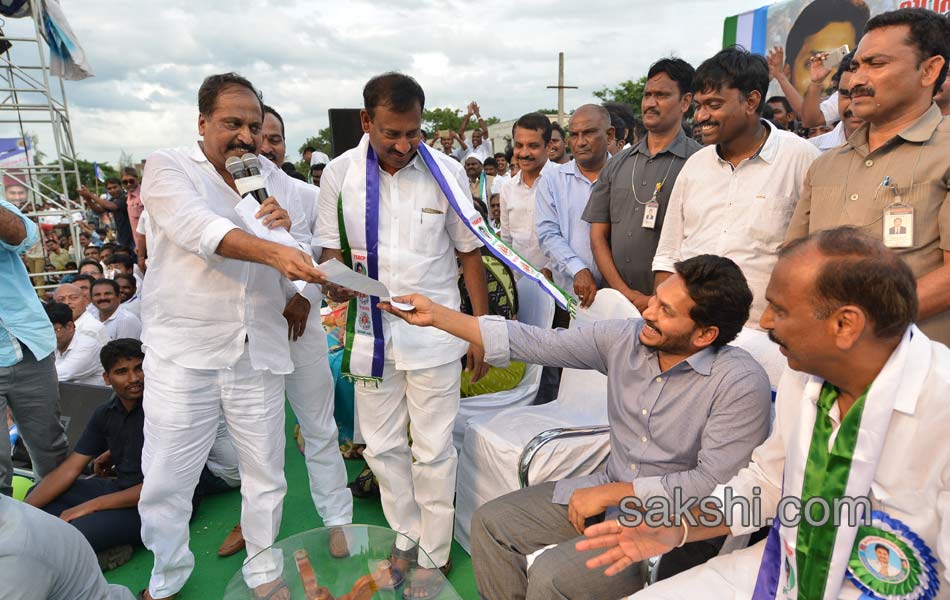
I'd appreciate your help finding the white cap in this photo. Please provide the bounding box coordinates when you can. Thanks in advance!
[310,151,331,167]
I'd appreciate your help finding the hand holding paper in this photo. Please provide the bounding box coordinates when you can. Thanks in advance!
[319,258,415,311]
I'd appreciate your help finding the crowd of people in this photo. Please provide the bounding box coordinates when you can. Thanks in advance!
[1,6,949,600]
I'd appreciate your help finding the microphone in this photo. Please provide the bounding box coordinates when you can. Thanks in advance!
[240,153,269,204]
[225,156,248,180]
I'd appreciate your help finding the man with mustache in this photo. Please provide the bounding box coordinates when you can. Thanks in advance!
[536,104,612,309]
[378,253,771,600]
[93,279,141,341]
[653,47,819,329]
[138,73,325,600]
[579,227,950,600]
[315,72,488,599]
[215,104,352,559]
[808,50,865,152]
[584,58,701,313]
[499,112,557,276]
[787,8,950,346]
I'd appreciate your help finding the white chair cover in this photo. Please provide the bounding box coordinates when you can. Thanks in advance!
[452,277,556,450]
[454,289,640,552]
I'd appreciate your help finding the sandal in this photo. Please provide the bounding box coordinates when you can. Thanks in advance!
[348,465,379,499]
[402,566,447,600]
[252,578,290,600]
[329,526,349,559]
[377,543,418,590]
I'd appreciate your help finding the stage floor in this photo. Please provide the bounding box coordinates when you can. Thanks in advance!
[104,401,479,599]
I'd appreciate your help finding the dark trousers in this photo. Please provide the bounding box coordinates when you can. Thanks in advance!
[0,344,68,496]
[38,477,141,552]
[471,481,725,600]
[535,307,572,404]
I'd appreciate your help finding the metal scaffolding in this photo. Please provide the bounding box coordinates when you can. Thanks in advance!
[0,1,83,290]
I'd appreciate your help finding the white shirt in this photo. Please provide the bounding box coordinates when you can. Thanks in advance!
[140,143,295,374]
[809,121,848,152]
[499,160,558,272]
[821,91,840,127]
[711,327,950,599]
[121,293,141,319]
[463,139,493,163]
[74,310,108,345]
[99,305,142,341]
[491,173,509,195]
[281,177,328,362]
[54,330,104,385]
[652,121,819,326]
[316,145,481,370]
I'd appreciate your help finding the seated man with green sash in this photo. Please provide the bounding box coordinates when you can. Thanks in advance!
[578,226,949,600]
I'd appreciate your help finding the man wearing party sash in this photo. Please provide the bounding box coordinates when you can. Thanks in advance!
[578,226,949,600]
[315,72,490,598]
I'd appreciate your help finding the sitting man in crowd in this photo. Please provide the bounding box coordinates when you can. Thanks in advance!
[580,226,949,600]
[92,278,142,341]
[54,282,109,344]
[25,339,145,568]
[79,258,104,278]
[380,254,772,600]
[45,301,104,386]
[25,339,241,571]
[114,273,141,319]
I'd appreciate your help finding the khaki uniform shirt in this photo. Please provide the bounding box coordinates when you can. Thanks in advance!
[786,104,950,344]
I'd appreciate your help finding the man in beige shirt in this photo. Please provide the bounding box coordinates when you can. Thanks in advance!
[786,8,950,345]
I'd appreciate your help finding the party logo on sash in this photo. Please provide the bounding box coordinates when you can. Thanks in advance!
[846,511,939,600]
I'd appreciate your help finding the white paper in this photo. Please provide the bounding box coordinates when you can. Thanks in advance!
[235,194,309,292]
[319,258,415,311]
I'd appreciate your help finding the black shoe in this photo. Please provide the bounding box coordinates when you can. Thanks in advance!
[97,544,133,571]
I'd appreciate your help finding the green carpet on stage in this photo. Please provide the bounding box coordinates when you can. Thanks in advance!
[104,402,479,599]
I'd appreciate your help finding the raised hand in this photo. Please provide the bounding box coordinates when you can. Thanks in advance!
[766,46,786,81]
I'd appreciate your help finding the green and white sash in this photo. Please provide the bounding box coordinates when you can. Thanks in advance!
[753,326,937,600]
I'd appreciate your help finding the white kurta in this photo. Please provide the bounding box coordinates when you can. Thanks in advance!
[636,326,950,600]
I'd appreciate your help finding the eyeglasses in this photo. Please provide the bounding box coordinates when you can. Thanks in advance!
[121,179,137,185]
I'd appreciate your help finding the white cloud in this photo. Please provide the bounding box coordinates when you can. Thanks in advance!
[0,0,767,165]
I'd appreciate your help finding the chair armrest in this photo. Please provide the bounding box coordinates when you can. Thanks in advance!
[518,425,610,488]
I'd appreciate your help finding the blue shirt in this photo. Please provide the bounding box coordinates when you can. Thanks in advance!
[535,159,602,294]
[0,200,56,366]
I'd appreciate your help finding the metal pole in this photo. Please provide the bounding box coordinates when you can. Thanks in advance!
[557,52,564,126]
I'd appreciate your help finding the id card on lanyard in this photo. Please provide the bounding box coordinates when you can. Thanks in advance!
[881,181,913,249]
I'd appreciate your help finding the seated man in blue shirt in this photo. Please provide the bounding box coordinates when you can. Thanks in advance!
[381,254,773,600]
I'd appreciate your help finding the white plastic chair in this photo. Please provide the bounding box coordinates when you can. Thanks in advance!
[452,277,556,450]
[454,289,640,552]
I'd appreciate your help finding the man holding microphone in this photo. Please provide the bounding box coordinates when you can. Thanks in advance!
[138,72,324,600]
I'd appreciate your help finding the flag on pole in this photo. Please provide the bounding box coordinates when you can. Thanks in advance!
[722,5,769,54]
[93,162,105,183]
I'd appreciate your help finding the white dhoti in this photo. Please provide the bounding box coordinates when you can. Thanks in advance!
[139,346,287,597]
[285,309,352,526]
[355,358,461,568]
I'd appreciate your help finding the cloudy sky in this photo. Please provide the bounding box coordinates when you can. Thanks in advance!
[4,0,767,166]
